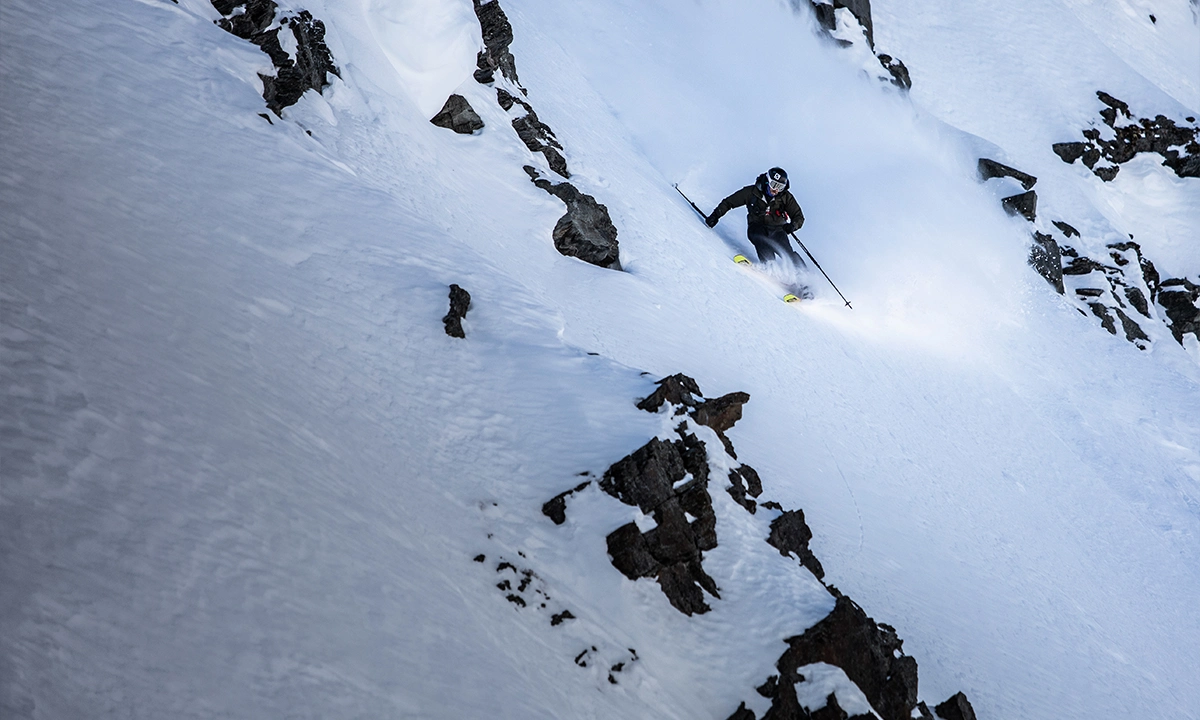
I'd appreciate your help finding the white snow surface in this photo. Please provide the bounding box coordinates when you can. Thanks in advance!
[2,0,1199,719]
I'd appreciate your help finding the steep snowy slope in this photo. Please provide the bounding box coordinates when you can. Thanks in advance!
[2,0,1199,719]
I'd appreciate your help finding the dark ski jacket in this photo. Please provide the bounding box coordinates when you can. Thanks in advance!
[710,173,805,233]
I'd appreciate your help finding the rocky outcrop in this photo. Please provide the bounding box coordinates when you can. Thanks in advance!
[525,166,621,270]
[1159,277,1200,345]
[472,0,522,88]
[767,510,825,580]
[807,1,910,90]
[977,159,1036,190]
[500,89,569,178]
[211,1,339,116]
[757,595,920,720]
[430,95,485,134]
[1029,232,1064,294]
[442,284,472,338]
[546,373,976,718]
[1000,189,1037,221]
[934,692,978,720]
[1053,91,1200,181]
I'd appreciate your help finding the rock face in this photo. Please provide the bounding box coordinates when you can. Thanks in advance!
[430,95,485,134]
[211,1,339,116]
[1053,91,1200,180]
[442,284,471,338]
[1029,232,1065,294]
[763,596,920,720]
[525,166,621,270]
[767,510,825,580]
[500,89,569,178]
[1159,278,1200,345]
[472,0,521,87]
[934,692,978,720]
[977,158,1036,189]
[807,1,909,90]
[1000,189,1037,221]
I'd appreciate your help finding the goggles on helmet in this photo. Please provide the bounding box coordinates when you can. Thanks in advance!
[767,177,787,195]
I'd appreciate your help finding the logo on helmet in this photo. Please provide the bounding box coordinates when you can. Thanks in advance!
[767,167,788,196]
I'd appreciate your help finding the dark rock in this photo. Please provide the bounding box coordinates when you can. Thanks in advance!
[876,54,911,90]
[1074,288,1104,298]
[472,0,521,87]
[776,596,920,720]
[1096,90,1132,125]
[692,391,751,434]
[497,89,570,177]
[542,480,591,524]
[1094,165,1120,182]
[1001,190,1037,221]
[550,610,575,626]
[835,0,874,47]
[978,158,1037,189]
[1088,302,1118,335]
[812,2,837,32]
[1114,306,1149,344]
[442,284,471,338]
[656,561,715,615]
[1158,279,1200,345]
[606,522,661,578]
[767,510,825,580]
[1052,142,1087,164]
[1124,286,1150,317]
[430,94,484,134]
[1029,232,1064,294]
[727,465,763,513]
[637,373,703,412]
[933,692,977,720]
[524,166,620,269]
[473,554,486,562]
[1062,256,1110,276]
[212,2,339,116]
[726,702,757,720]
[600,437,686,512]
[1052,220,1080,238]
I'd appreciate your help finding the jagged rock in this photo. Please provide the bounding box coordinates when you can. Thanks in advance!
[1000,190,1037,221]
[472,0,521,87]
[812,1,837,32]
[775,596,920,720]
[692,392,751,434]
[1053,91,1200,180]
[1029,232,1064,294]
[524,166,621,270]
[499,89,570,177]
[767,510,825,580]
[637,373,703,412]
[1062,256,1110,276]
[1088,302,1118,335]
[1052,142,1087,164]
[1158,278,1200,345]
[1052,220,1080,238]
[978,158,1037,189]
[727,465,763,513]
[542,480,591,525]
[933,692,977,720]
[211,2,339,116]
[815,0,874,47]
[1074,288,1104,298]
[431,94,484,134]
[1123,286,1150,317]
[876,54,910,90]
[726,702,756,720]
[1114,306,1149,345]
[442,284,471,338]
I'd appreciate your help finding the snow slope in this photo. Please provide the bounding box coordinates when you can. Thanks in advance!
[2,0,1199,719]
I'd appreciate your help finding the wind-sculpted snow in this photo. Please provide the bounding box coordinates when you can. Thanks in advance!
[4,0,1200,718]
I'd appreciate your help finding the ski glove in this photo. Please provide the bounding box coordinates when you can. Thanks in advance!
[705,214,719,228]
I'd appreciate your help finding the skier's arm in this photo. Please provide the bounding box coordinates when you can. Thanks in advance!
[783,194,805,233]
[706,186,755,227]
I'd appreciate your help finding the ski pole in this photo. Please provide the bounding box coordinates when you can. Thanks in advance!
[790,232,853,309]
[673,184,708,222]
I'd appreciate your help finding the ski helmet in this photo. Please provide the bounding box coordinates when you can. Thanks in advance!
[766,167,789,195]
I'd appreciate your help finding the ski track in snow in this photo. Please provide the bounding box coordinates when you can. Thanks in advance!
[3,0,1200,719]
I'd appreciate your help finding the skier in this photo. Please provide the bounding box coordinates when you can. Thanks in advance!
[706,167,805,266]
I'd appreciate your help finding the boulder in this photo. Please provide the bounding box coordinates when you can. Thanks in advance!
[767,510,826,580]
[431,94,485,134]
[1029,232,1064,294]
[933,692,977,720]
[978,158,1037,189]
[525,166,621,270]
[1000,190,1037,221]
[442,284,471,338]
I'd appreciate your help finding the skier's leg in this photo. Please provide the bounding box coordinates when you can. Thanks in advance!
[747,226,780,263]
[767,229,805,270]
